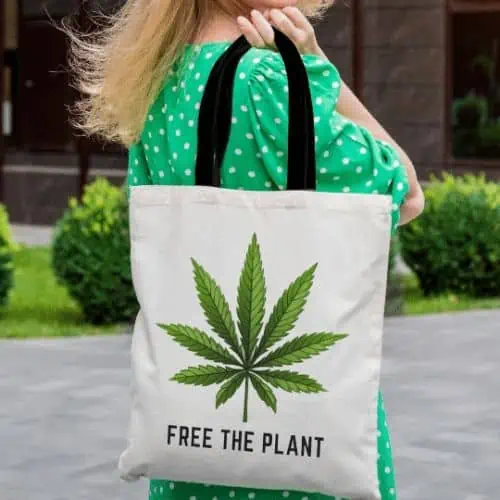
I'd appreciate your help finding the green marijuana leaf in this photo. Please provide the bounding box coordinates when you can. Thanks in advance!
[252,264,317,362]
[216,373,246,409]
[250,373,277,413]
[157,324,242,366]
[257,370,326,393]
[171,365,242,386]
[237,234,266,363]
[192,259,242,358]
[161,234,348,423]
[255,333,348,368]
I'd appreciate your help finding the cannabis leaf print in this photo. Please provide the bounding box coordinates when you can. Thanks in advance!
[135,42,402,500]
[158,234,347,423]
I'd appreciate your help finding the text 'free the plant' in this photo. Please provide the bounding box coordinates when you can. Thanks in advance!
[167,424,326,458]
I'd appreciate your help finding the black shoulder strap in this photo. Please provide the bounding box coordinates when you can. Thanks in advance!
[195,28,316,190]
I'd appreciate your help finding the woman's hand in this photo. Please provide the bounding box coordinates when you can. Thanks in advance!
[238,7,425,226]
[336,82,425,225]
[237,8,326,58]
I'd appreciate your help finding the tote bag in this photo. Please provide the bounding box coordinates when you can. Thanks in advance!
[120,29,392,500]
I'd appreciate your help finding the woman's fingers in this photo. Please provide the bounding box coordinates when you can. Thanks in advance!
[282,6,314,34]
[250,9,275,46]
[238,8,321,56]
[274,7,320,55]
[237,16,266,48]
[269,9,302,43]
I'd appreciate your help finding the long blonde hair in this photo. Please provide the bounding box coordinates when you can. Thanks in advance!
[67,0,331,147]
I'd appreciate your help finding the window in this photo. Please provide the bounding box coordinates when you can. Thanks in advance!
[3,0,18,136]
[80,0,126,19]
[450,3,500,160]
[22,0,80,18]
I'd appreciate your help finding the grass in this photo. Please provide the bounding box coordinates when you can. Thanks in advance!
[0,246,122,338]
[403,273,500,316]
[1,246,499,338]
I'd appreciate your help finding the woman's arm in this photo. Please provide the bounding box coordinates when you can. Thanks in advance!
[128,141,153,196]
[336,80,425,225]
[238,7,425,226]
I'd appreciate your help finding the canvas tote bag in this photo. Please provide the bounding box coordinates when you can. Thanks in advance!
[120,29,392,499]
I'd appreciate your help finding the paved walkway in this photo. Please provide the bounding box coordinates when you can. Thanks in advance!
[1,310,499,500]
[10,222,414,275]
[11,224,54,247]
[8,223,412,275]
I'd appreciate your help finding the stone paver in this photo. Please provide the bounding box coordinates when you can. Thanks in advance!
[7,223,411,275]
[1,310,499,500]
[384,311,500,500]
[11,224,54,246]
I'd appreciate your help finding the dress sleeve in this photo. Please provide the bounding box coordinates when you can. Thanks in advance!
[246,51,409,232]
[334,121,410,232]
[246,52,341,189]
[127,141,152,196]
[371,136,410,232]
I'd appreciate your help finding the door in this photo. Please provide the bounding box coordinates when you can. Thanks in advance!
[78,0,126,155]
[17,1,79,151]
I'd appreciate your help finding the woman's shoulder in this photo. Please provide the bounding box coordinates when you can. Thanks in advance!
[237,47,342,92]
[231,48,344,153]
[165,44,342,108]
[231,47,343,139]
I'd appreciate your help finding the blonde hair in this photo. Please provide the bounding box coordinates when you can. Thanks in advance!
[67,0,332,147]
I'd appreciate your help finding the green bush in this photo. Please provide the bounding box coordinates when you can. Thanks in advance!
[452,93,488,129]
[0,205,15,309]
[477,122,500,158]
[452,128,481,158]
[400,174,500,298]
[453,121,500,159]
[385,237,404,316]
[452,93,500,158]
[52,178,138,325]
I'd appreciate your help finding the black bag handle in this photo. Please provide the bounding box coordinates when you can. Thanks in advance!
[195,28,316,190]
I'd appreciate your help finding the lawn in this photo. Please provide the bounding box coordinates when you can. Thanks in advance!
[0,246,122,338]
[1,247,499,339]
[403,274,500,315]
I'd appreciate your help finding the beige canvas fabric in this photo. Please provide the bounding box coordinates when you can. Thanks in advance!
[119,185,391,500]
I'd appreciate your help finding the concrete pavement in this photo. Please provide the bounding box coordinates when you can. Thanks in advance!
[11,224,54,247]
[1,310,499,500]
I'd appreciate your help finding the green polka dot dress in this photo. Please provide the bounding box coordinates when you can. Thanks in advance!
[128,42,408,500]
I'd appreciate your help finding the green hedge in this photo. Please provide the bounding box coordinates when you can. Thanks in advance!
[52,179,138,325]
[452,93,500,159]
[385,237,404,316]
[0,205,15,309]
[400,174,500,298]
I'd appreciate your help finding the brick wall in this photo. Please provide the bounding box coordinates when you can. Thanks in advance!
[315,2,353,86]
[3,155,125,225]
[6,2,447,224]
[318,0,447,178]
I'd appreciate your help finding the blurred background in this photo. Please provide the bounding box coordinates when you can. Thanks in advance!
[0,0,499,222]
[0,1,499,500]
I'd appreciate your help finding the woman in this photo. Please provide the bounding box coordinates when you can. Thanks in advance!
[69,1,425,499]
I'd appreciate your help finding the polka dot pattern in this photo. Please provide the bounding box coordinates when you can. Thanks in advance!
[148,394,396,500]
[127,43,405,500]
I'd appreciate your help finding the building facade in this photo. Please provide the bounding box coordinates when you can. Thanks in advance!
[1,0,499,224]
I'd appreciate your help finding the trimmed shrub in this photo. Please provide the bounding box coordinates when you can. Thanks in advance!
[0,205,15,309]
[400,174,500,298]
[452,93,488,129]
[477,122,500,159]
[52,178,138,325]
[385,237,404,316]
[452,93,500,159]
